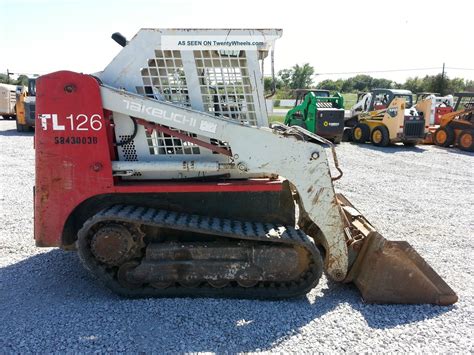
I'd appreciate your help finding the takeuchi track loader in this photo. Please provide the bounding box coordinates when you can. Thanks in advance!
[34,29,457,305]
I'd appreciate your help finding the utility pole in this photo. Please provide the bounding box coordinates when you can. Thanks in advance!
[441,63,446,95]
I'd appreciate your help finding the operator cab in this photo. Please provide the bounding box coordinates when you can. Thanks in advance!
[415,92,440,104]
[28,78,36,97]
[294,89,331,107]
[369,89,414,111]
[454,92,474,111]
[356,92,368,102]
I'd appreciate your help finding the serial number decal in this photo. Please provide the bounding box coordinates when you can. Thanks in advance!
[54,136,98,144]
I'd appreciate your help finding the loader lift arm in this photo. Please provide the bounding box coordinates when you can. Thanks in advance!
[98,84,458,305]
[101,85,349,281]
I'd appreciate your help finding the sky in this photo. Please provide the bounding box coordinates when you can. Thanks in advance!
[1,0,473,84]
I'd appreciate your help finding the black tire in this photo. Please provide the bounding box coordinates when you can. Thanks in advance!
[352,123,370,143]
[370,125,390,147]
[457,130,474,152]
[345,116,358,128]
[16,120,26,132]
[342,128,353,142]
[433,126,455,147]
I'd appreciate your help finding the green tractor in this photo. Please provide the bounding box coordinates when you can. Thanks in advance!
[284,89,345,143]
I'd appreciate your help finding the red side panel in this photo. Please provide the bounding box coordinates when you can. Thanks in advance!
[434,107,453,125]
[35,71,114,246]
[35,71,283,247]
[114,179,283,193]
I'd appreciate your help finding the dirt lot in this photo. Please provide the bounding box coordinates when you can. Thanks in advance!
[0,119,472,353]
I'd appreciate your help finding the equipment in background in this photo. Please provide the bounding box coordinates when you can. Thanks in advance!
[15,78,36,132]
[433,92,474,151]
[34,28,457,305]
[347,89,428,147]
[346,91,370,128]
[284,89,345,143]
[415,92,454,126]
[0,83,18,120]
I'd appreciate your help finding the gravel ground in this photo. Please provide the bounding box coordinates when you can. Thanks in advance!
[0,118,473,353]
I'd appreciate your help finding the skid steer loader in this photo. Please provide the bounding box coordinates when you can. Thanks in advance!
[350,89,428,146]
[433,92,474,151]
[34,29,457,305]
[415,93,453,126]
[284,89,345,143]
[15,77,36,132]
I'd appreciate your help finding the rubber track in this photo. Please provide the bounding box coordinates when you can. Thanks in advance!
[77,205,323,299]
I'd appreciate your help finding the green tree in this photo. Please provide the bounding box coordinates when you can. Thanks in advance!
[277,63,314,90]
[341,78,354,93]
[464,80,474,92]
[277,69,292,88]
[271,65,472,98]
[316,79,343,92]
[16,75,29,86]
[289,63,314,89]
[372,78,395,89]
[264,77,273,92]
[264,76,284,93]
[447,77,466,94]
[0,73,11,84]
[0,73,32,86]
[351,75,372,92]
[403,76,426,93]
[401,74,471,95]
[427,74,448,95]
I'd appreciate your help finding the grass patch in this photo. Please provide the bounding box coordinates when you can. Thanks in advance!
[268,115,285,123]
[342,93,357,110]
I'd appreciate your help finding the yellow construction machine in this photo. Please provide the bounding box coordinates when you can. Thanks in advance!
[15,78,36,132]
[433,92,474,151]
[350,89,428,147]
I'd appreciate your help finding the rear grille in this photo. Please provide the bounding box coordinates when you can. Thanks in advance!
[316,102,336,108]
[403,119,424,138]
[25,103,36,125]
[29,107,35,121]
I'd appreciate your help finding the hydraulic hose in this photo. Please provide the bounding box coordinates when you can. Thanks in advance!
[115,116,138,146]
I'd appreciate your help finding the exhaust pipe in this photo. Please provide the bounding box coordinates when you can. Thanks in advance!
[111,32,128,47]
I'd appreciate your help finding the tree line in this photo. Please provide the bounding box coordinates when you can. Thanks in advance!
[4,65,472,97]
[264,63,474,98]
[0,73,31,86]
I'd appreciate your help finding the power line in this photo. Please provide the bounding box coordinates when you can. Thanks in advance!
[314,66,474,76]
[445,67,474,71]
[314,67,442,76]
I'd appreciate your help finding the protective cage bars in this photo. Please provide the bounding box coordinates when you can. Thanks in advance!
[135,47,265,158]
